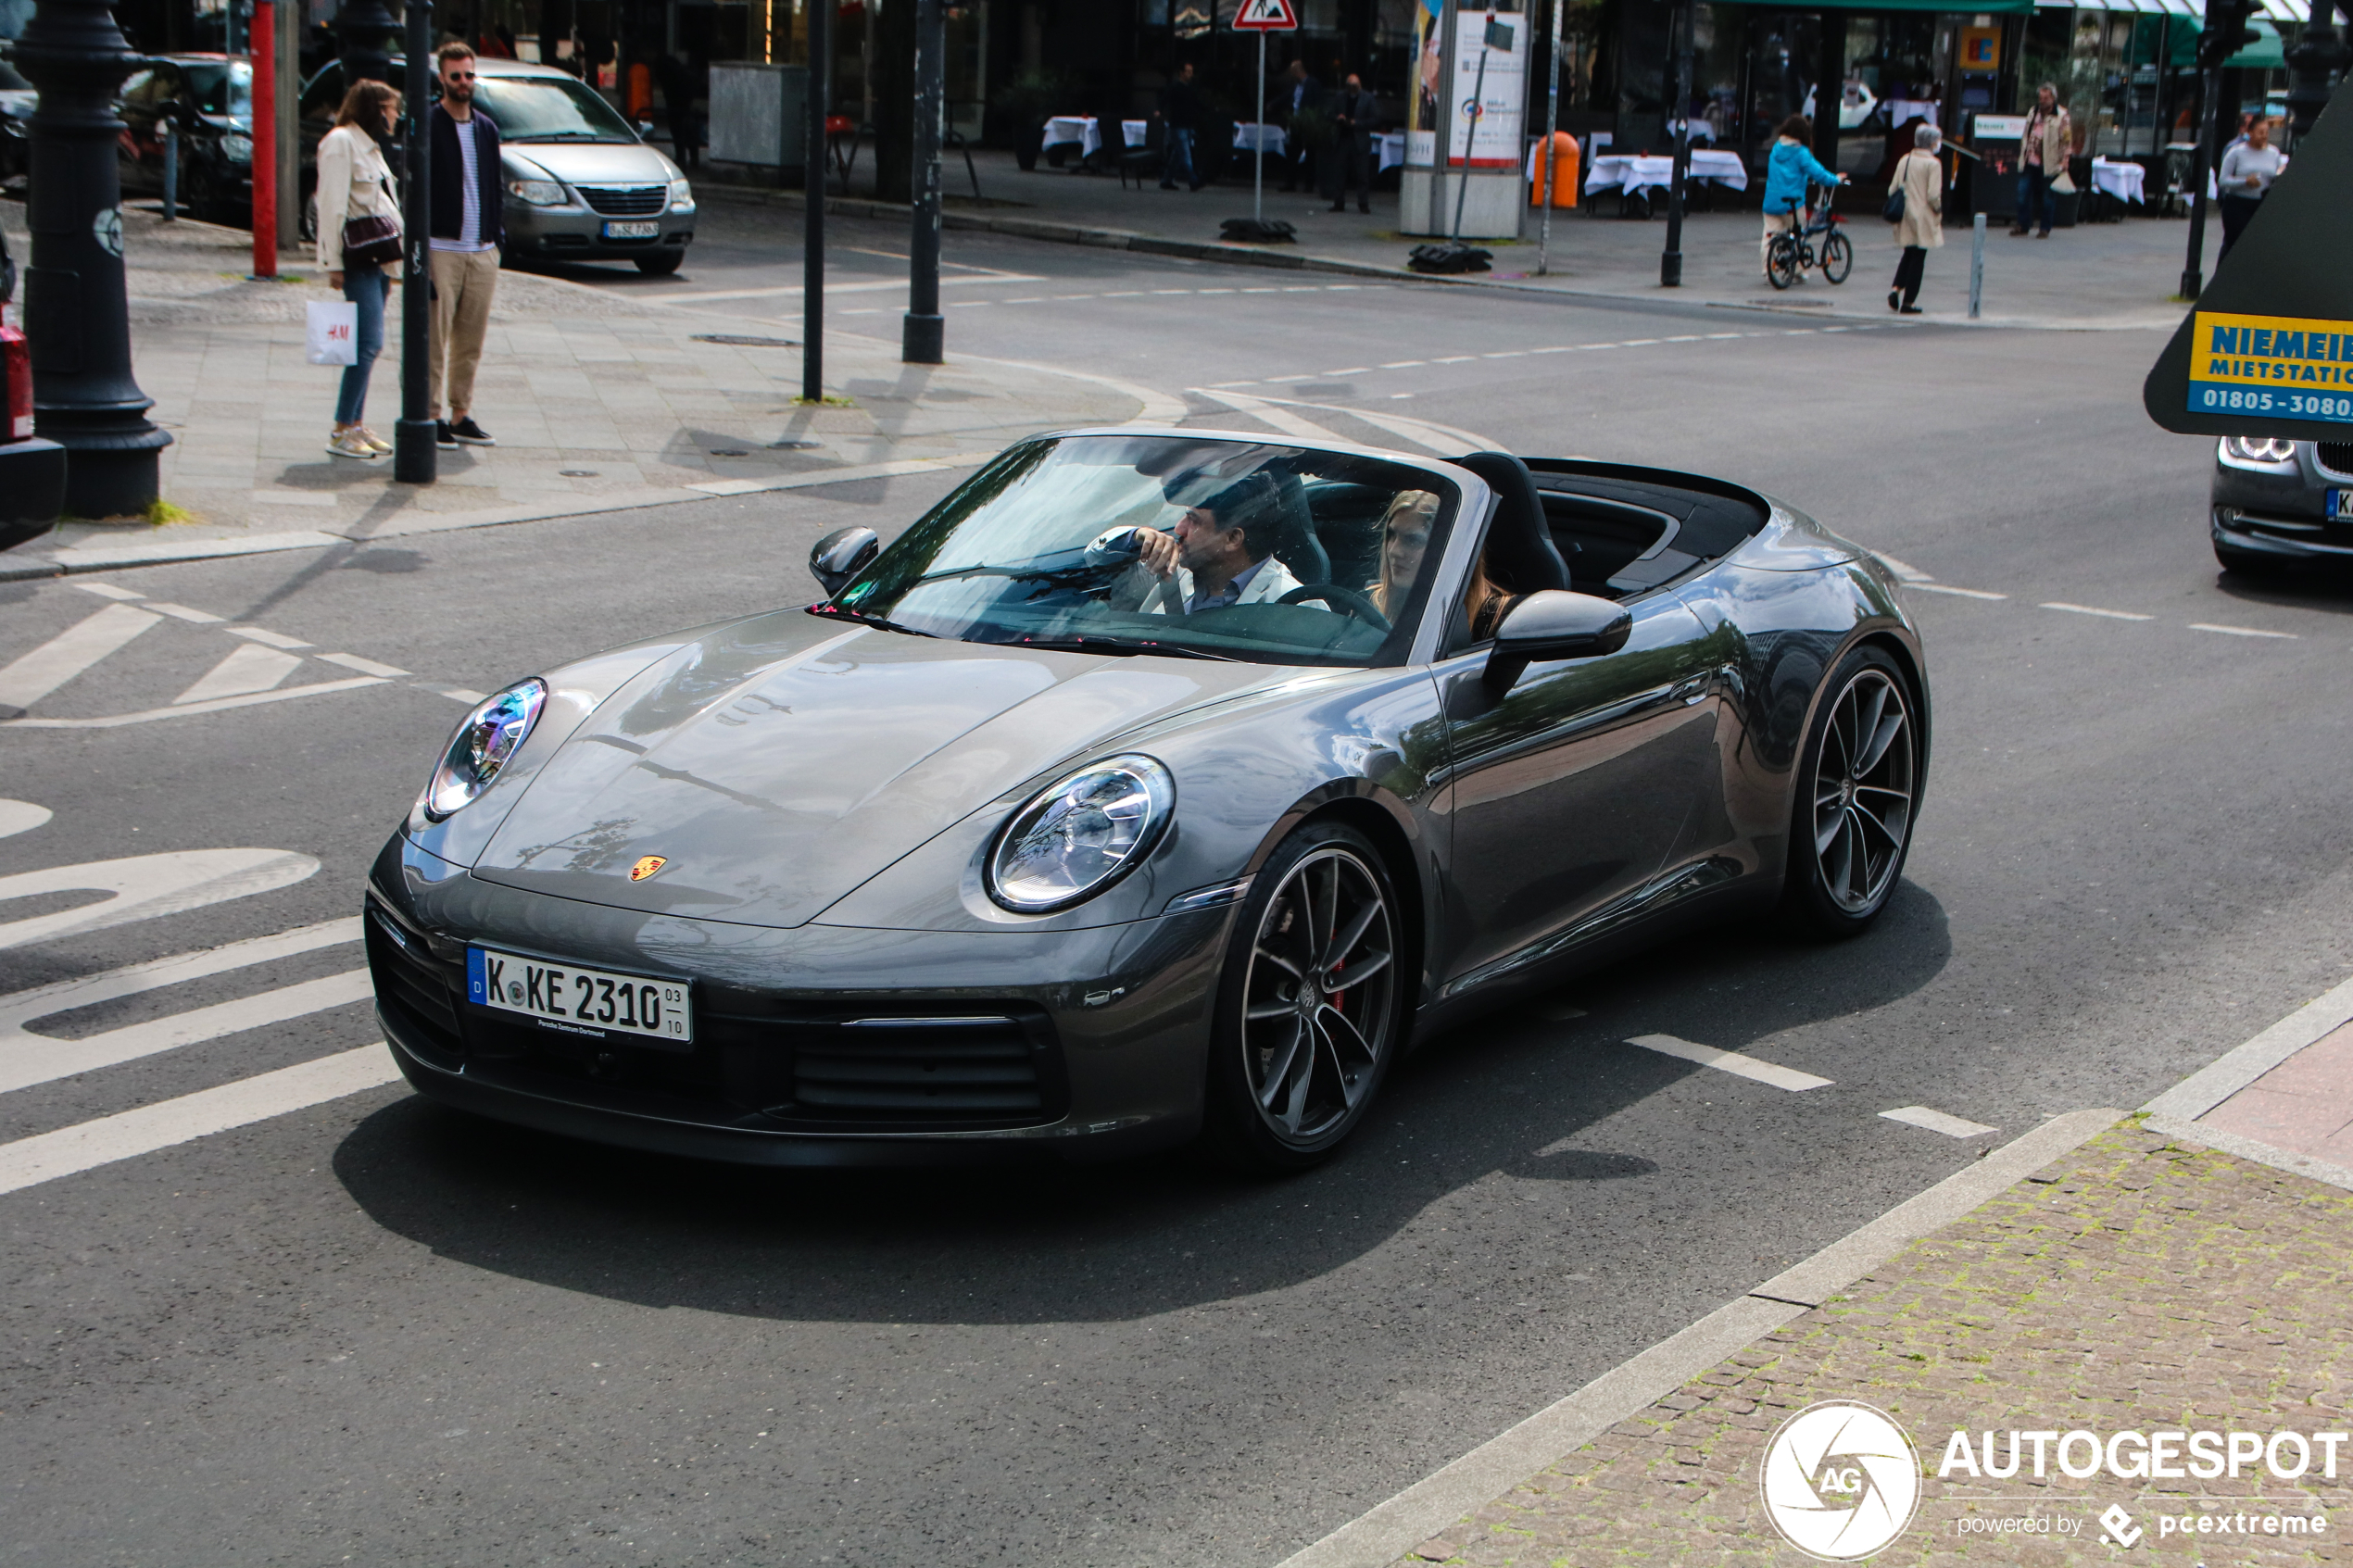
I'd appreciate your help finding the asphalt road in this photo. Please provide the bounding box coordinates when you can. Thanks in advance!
[6,205,2353,1567]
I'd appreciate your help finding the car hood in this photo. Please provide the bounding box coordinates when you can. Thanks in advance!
[469,611,1275,928]
[504,141,673,184]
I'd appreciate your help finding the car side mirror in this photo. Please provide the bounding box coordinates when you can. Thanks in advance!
[1482,589,1632,690]
[810,525,880,596]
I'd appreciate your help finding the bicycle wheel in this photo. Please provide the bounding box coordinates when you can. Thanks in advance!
[1766,232,1799,290]
[1822,232,1854,284]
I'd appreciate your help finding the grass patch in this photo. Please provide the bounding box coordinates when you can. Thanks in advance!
[790,395,858,408]
[146,498,198,525]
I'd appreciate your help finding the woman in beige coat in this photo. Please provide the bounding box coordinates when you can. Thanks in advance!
[1887,123,1944,316]
[315,80,402,459]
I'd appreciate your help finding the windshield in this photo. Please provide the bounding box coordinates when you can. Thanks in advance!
[827,435,1460,668]
[182,60,252,116]
[473,75,639,143]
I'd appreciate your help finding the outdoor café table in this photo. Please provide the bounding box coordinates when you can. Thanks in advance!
[1232,120,1288,156]
[2091,157,2145,204]
[1378,130,1405,172]
[1042,116,1101,157]
[1581,149,1748,195]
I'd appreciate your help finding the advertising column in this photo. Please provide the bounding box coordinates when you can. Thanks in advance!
[1403,4,1528,238]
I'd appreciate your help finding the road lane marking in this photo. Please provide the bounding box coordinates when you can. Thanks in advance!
[1321,367,1373,376]
[435,687,489,704]
[0,849,320,951]
[0,970,372,1095]
[69,582,145,601]
[145,602,226,623]
[1880,1105,1997,1138]
[319,651,411,678]
[0,1045,401,1198]
[1871,552,1931,583]
[2189,622,2297,639]
[1627,1033,1832,1091]
[227,625,312,649]
[0,918,361,1036]
[1252,394,1495,455]
[1379,360,1427,369]
[1188,388,1343,443]
[1908,583,2007,600]
[0,604,161,713]
[172,645,302,706]
[4,675,389,728]
[0,800,54,840]
[2041,601,2153,621]
[669,274,1045,304]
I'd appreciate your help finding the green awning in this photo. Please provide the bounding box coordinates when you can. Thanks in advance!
[1797,0,2035,11]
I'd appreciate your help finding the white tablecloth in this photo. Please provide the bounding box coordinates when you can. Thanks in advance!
[1040,117,1150,158]
[1378,131,1405,172]
[1233,121,1287,156]
[1884,98,1941,128]
[1583,149,1748,195]
[2090,157,2145,204]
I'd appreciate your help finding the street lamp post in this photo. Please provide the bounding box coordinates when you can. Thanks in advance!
[902,0,944,364]
[2181,0,2259,298]
[339,0,399,86]
[15,0,173,517]
[395,0,435,482]
[1660,0,1694,286]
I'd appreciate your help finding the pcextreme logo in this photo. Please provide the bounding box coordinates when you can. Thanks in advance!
[1759,1400,1923,1561]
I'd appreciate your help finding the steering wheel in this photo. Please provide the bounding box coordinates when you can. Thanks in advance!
[1277,583,1390,631]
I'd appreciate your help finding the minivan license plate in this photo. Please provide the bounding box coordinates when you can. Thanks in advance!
[468,947,691,1045]
[603,220,660,239]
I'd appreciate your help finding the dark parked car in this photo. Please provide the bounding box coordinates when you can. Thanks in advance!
[2210,434,2353,572]
[116,54,255,222]
[298,56,696,273]
[368,432,1929,1173]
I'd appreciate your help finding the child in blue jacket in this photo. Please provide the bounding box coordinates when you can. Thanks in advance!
[1760,115,1847,277]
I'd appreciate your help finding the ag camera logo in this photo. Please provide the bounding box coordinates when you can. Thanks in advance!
[1760,1400,1923,1561]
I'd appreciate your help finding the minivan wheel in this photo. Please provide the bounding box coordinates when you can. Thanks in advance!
[635,251,684,275]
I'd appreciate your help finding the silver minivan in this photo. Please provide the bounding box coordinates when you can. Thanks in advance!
[301,56,696,275]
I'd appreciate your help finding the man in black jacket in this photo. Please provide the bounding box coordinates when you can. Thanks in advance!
[1328,73,1375,214]
[1159,61,1202,191]
[1277,58,1320,193]
[428,42,502,449]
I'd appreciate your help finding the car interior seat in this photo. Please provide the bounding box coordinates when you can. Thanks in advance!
[1453,452,1572,597]
[1267,470,1332,584]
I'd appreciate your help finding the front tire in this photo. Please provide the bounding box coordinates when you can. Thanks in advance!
[635,251,685,275]
[1783,646,1918,935]
[1204,821,1405,1173]
[1821,231,1854,283]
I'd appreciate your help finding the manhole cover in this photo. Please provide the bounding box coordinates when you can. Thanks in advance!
[767,437,822,450]
[559,469,598,477]
[693,333,800,347]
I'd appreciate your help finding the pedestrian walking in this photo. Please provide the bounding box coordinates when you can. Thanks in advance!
[2008,82,2070,238]
[2218,116,2282,260]
[315,79,403,460]
[1277,58,1321,194]
[1160,61,1202,191]
[1886,123,1943,315]
[428,41,502,450]
[658,52,704,169]
[1760,116,1843,280]
[1328,72,1375,214]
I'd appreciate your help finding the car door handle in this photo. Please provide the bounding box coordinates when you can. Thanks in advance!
[1671,675,1710,705]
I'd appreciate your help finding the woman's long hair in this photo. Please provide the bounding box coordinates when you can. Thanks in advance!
[334,79,399,132]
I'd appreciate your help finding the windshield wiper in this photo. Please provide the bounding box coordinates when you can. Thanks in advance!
[808,604,937,637]
[1010,633,1239,662]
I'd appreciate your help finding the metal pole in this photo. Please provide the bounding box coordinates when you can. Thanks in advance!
[2180,61,2217,296]
[902,0,943,363]
[1429,0,1456,235]
[1661,0,1693,285]
[275,0,299,254]
[249,0,278,279]
[802,0,827,402]
[1535,0,1562,274]
[162,120,178,220]
[16,0,173,516]
[1450,13,1491,241]
[394,0,436,483]
[1253,30,1265,226]
[1969,210,1984,319]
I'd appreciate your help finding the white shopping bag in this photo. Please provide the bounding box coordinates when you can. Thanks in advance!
[306,299,359,367]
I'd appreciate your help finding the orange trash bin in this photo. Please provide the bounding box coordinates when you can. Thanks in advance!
[1529,131,1579,208]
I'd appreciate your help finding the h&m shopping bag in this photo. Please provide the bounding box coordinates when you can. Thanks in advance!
[306,299,359,366]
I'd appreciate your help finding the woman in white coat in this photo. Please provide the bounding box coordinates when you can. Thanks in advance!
[315,80,403,459]
[1888,123,1944,316]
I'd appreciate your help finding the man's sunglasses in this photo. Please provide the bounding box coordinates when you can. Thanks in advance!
[445,69,477,81]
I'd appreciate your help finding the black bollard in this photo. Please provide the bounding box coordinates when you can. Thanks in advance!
[393,0,434,483]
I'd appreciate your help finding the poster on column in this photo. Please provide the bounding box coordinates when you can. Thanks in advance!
[1403,5,1528,171]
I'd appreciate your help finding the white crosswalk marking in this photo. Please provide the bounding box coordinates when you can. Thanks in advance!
[0,970,372,1094]
[0,849,320,950]
[0,799,52,840]
[1628,1033,1833,1091]
[1190,388,1345,443]
[0,604,160,713]
[173,644,304,705]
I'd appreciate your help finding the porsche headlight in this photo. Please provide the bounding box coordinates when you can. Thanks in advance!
[987,755,1175,913]
[666,176,696,211]
[2220,435,2298,470]
[508,177,566,207]
[422,679,547,821]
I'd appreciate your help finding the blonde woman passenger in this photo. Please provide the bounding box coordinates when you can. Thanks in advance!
[1371,488,1519,639]
[315,79,402,459]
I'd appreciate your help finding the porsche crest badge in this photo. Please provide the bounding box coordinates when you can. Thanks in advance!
[628,855,667,882]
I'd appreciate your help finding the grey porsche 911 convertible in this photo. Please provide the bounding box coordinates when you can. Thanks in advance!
[367,431,1928,1172]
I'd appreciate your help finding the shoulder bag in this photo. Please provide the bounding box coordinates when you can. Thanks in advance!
[340,153,402,269]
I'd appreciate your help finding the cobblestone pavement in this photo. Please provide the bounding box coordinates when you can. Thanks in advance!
[1394,1125,2352,1566]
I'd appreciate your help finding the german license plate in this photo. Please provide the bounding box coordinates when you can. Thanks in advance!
[602,220,659,238]
[467,947,691,1045]
[2329,490,2352,522]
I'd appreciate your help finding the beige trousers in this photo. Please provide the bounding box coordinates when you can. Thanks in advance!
[428,247,499,419]
[1760,210,1799,272]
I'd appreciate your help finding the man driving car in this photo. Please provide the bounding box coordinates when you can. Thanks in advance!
[1115,473,1317,616]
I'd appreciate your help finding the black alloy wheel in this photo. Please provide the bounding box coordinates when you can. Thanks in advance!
[1784,645,1918,935]
[1206,821,1404,1172]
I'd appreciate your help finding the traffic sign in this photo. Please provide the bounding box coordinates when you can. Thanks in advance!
[1233,0,1299,31]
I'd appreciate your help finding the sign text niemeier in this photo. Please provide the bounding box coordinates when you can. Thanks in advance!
[2188,310,2353,425]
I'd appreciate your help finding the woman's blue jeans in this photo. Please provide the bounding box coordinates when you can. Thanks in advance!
[334,267,390,426]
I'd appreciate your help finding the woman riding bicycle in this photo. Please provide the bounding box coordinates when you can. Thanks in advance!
[1761,115,1847,281]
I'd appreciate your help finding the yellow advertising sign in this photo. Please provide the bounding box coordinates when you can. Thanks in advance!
[2188,310,2353,424]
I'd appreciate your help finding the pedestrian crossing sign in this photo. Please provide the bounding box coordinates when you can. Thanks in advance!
[1234,0,1300,31]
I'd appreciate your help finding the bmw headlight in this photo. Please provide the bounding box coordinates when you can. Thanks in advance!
[508,177,566,207]
[2220,435,2298,470]
[221,132,253,163]
[667,176,696,212]
[422,679,547,821]
[987,755,1175,913]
